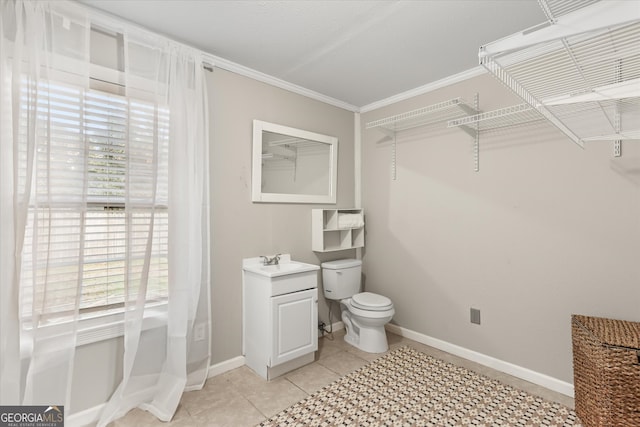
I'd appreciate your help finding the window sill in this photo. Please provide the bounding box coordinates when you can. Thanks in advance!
[20,303,168,359]
[76,303,168,346]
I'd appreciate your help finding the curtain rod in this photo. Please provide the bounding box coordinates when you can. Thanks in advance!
[57,0,215,72]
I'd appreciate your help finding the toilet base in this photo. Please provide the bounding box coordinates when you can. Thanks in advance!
[344,326,389,353]
[341,309,391,353]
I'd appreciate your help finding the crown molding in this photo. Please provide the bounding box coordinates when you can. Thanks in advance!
[81,0,485,115]
[77,1,357,113]
[360,67,486,113]
[204,53,360,113]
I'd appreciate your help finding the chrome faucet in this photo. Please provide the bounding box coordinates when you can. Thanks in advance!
[260,254,281,266]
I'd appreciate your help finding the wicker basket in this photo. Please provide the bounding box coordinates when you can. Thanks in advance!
[571,315,640,427]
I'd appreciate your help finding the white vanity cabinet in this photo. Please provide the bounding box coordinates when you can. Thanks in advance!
[312,208,364,252]
[270,288,317,367]
[242,256,319,380]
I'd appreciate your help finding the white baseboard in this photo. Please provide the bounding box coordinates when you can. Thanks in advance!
[330,320,344,332]
[67,356,246,426]
[385,323,574,397]
[207,355,246,379]
[207,321,343,380]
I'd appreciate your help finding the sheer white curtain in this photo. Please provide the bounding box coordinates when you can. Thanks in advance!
[1,0,91,407]
[0,1,211,423]
[97,30,212,427]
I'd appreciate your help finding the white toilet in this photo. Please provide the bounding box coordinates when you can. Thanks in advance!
[321,259,394,353]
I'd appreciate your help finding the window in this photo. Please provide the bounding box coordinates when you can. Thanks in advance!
[19,78,169,324]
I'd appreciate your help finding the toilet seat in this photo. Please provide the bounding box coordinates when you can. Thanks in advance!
[344,293,395,320]
[351,292,393,311]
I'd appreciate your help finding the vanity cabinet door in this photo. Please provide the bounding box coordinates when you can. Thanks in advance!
[270,288,318,367]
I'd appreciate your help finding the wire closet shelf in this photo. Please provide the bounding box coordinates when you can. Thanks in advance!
[365,98,480,177]
[365,98,477,133]
[478,0,640,148]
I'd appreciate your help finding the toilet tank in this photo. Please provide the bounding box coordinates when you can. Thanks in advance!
[321,259,362,300]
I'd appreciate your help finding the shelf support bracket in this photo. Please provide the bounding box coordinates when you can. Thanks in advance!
[614,112,622,157]
[391,133,397,180]
[457,125,477,139]
[459,102,479,118]
[449,94,480,171]
[473,93,480,172]
[614,60,623,158]
[614,140,622,157]
[376,128,397,180]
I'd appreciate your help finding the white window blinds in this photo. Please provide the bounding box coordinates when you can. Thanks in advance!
[20,79,169,322]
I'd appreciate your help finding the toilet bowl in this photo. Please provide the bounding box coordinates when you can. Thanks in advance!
[340,292,395,353]
[321,259,395,353]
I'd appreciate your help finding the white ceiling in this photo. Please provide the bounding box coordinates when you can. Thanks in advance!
[78,0,547,110]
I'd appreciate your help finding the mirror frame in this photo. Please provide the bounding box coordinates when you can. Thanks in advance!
[252,120,338,204]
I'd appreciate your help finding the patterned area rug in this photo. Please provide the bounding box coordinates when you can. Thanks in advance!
[259,346,581,427]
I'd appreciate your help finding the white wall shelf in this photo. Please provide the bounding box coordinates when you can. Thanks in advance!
[312,208,364,252]
[447,103,545,134]
[365,98,478,133]
[479,0,640,153]
[365,98,479,178]
[366,0,640,176]
[366,97,556,176]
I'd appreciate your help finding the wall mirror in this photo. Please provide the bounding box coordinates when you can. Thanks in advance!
[252,120,338,203]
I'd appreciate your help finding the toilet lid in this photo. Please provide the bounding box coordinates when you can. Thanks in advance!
[351,292,393,311]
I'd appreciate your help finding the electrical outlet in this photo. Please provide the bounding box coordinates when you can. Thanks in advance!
[194,323,207,341]
[470,308,481,325]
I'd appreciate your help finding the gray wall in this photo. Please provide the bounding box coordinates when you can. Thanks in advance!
[70,68,356,416]
[208,68,356,364]
[360,73,640,383]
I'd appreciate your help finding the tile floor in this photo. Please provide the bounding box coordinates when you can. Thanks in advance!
[110,330,574,426]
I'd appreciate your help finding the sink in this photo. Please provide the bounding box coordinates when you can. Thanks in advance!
[242,254,319,278]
